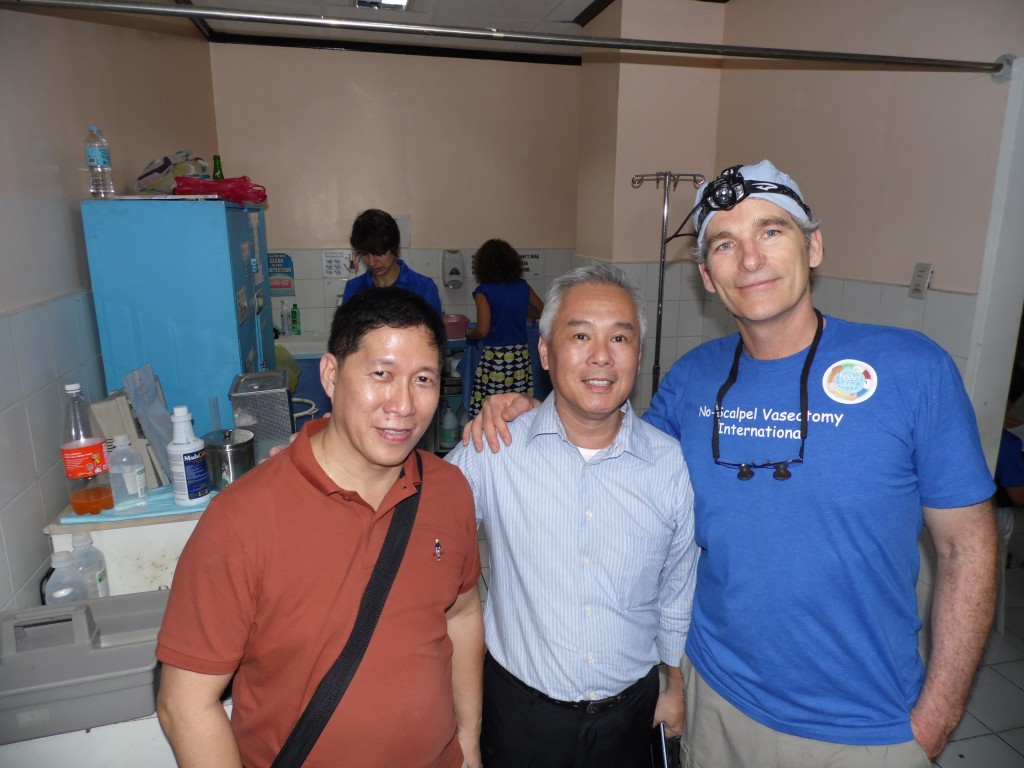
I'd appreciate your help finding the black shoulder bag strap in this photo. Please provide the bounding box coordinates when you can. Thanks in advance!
[271,451,424,768]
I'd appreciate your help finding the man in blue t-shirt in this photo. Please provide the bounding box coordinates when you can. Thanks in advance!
[342,208,443,316]
[467,161,998,768]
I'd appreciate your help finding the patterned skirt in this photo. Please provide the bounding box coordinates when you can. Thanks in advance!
[469,344,533,417]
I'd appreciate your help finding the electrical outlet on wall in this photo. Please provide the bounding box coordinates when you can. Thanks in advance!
[908,262,933,299]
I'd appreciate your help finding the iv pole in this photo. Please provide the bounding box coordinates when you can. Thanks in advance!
[630,171,705,396]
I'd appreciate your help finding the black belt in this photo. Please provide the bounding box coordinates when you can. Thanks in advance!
[488,654,655,715]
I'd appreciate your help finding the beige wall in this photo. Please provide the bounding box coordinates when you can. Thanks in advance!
[716,0,1024,292]
[0,9,218,314]
[209,44,580,250]
[0,9,218,609]
[575,2,623,264]
[2,4,1020,304]
[576,0,725,264]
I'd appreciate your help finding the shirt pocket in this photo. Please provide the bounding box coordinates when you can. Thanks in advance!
[409,523,476,593]
[615,531,667,610]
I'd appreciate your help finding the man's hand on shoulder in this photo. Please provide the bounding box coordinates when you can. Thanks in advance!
[462,394,539,453]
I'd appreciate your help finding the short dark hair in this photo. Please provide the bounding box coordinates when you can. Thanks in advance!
[328,287,446,368]
[472,238,523,284]
[350,209,400,256]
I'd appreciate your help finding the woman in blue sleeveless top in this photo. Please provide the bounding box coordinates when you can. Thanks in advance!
[467,239,544,417]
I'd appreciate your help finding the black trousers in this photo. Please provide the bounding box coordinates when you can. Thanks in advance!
[481,653,660,768]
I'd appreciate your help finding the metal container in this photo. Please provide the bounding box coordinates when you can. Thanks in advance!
[229,370,292,462]
[203,428,256,490]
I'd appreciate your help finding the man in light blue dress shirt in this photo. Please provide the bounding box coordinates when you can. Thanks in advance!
[446,263,698,768]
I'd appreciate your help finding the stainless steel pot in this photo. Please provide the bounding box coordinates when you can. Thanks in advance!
[202,428,256,490]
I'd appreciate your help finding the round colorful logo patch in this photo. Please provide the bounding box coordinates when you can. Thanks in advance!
[822,359,877,404]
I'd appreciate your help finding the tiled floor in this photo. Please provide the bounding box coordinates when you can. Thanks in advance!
[938,531,1024,768]
[476,518,1024,767]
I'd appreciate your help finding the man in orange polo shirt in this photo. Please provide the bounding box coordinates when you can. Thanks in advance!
[156,288,483,768]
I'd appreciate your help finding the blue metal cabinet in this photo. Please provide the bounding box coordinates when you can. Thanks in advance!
[81,199,275,437]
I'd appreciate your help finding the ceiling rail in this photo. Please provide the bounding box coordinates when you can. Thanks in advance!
[0,0,1011,76]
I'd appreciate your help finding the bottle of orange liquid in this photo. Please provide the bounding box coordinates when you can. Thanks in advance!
[61,383,113,515]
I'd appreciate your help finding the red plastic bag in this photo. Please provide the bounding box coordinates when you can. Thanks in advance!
[173,176,267,204]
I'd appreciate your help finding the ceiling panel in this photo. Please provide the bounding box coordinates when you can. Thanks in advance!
[184,0,602,60]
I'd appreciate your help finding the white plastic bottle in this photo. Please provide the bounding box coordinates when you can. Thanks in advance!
[109,434,147,513]
[280,300,292,336]
[71,532,110,598]
[85,125,115,199]
[45,551,90,605]
[167,406,211,506]
[439,402,459,450]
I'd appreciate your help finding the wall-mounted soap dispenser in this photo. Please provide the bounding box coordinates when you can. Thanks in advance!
[442,249,465,289]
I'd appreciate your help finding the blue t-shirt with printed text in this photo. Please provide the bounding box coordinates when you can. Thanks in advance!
[644,315,994,746]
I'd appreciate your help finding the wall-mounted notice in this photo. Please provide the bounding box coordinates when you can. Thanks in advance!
[268,252,295,297]
[519,251,542,278]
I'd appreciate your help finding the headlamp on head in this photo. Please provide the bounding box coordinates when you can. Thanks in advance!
[694,165,813,235]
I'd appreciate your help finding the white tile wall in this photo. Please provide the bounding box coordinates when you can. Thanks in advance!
[0,402,35,512]
[406,248,441,280]
[1,487,50,602]
[0,321,21,414]
[323,278,348,311]
[0,291,105,611]
[647,270,975,412]
[676,261,707,303]
[839,279,884,324]
[0,261,984,613]
[877,284,927,331]
[677,300,704,339]
[0,529,13,609]
[924,290,978,361]
[544,249,572,278]
[809,275,844,316]
[9,305,58,397]
[275,244,581,327]
[701,298,737,343]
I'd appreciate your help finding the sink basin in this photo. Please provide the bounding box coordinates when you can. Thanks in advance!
[276,333,329,358]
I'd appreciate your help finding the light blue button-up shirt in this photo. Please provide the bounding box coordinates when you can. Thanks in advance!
[446,394,698,701]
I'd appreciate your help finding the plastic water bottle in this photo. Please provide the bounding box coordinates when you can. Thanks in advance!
[280,300,292,336]
[168,406,211,506]
[45,551,90,605]
[109,434,147,513]
[85,125,115,199]
[439,402,459,450]
[71,531,110,598]
[61,383,113,515]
